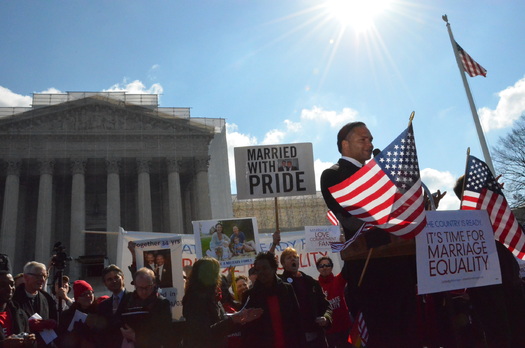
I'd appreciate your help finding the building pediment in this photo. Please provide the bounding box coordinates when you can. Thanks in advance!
[0,96,213,136]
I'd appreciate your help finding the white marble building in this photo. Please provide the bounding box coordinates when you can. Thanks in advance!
[0,92,232,278]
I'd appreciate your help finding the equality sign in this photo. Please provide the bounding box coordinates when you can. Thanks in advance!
[416,210,501,294]
[305,226,341,252]
[234,143,316,199]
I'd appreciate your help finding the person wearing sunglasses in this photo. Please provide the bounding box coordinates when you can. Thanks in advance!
[316,257,353,348]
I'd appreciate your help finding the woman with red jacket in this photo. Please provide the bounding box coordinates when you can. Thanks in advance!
[316,257,353,348]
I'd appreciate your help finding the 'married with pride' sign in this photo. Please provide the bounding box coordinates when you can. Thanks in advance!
[234,143,315,199]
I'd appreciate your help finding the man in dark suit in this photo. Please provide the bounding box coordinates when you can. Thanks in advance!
[96,264,129,348]
[320,122,419,348]
[155,254,173,289]
[321,122,380,240]
[144,252,156,271]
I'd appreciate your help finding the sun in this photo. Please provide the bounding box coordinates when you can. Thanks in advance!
[325,0,392,32]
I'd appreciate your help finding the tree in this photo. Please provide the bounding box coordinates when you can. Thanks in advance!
[493,114,525,208]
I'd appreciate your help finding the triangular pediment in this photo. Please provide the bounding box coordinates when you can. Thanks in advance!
[0,96,214,136]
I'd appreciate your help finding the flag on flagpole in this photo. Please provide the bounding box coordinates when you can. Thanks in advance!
[456,42,487,77]
[460,155,525,259]
[328,123,426,239]
[326,210,339,226]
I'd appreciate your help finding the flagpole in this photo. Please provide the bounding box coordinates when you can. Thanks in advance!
[442,15,495,175]
[458,147,471,209]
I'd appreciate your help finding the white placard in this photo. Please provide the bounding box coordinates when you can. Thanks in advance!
[416,210,502,294]
[234,143,316,199]
[192,218,260,268]
[305,226,341,252]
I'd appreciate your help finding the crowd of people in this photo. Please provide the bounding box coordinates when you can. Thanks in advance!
[2,120,525,348]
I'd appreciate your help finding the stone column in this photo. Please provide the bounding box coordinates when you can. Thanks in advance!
[106,159,121,264]
[35,159,55,263]
[167,158,184,234]
[70,158,86,280]
[0,160,21,256]
[137,158,152,232]
[194,156,212,220]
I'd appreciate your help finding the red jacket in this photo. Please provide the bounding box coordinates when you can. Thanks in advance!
[318,272,351,334]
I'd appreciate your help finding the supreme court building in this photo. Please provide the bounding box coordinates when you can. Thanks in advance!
[0,92,232,278]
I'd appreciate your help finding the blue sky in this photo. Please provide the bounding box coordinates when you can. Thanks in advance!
[1,0,524,211]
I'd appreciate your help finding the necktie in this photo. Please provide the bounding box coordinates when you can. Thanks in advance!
[112,295,119,314]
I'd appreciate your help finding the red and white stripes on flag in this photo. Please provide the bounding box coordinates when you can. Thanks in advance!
[461,155,525,259]
[328,124,426,239]
[326,210,339,226]
[456,42,487,77]
[348,311,369,347]
[330,222,372,253]
[357,311,369,346]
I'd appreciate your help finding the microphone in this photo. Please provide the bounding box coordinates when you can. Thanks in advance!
[373,148,381,157]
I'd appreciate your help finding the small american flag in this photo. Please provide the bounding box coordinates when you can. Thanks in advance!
[348,311,368,347]
[456,42,487,77]
[328,124,426,239]
[330,222,371,253]
[326,210,339,226]
[461,155,525,259]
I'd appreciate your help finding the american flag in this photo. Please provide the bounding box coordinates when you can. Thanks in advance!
[456,42,487,77]
[326,210,339,226]
[348,311,368,347]
[330,222,371,253]
[328,124,426,239]
[460,155,525,259]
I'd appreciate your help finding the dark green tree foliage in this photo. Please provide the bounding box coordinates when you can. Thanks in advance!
[493,114,525,208]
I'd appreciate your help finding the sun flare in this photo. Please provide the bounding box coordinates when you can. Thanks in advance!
[325,0,392,32]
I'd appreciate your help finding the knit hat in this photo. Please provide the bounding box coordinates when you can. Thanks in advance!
[73,280,93,300]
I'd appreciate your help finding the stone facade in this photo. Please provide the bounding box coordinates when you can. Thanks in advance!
[232,192,332,233]
[0,92,232,278]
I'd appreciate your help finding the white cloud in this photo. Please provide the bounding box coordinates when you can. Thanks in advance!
[420,168,459,210]
[262,129,286,145]
[0,86,32,107]
[300,106,360,128]
[104,79,163,95]
[478,76,525,131]
[226,123,258,191]
[314,159,334,191]
[40,87,63,94]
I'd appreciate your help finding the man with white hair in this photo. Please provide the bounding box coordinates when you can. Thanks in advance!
[119,267,172,347]
[13,261,58,347]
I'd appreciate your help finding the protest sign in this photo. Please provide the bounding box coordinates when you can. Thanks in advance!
[234,143,316,199]
[192,217,259,267]
[118,229,343,320]
[416,210,501,294]
[305,225,341,252]
[119,231,184,320]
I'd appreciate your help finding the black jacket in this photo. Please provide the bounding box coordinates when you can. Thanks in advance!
[182,290,235,348]
[241,275,306,347]
[12,284,57,348]
[0,301,34,347]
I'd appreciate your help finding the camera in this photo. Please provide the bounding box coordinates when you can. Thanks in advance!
[14,332,30,339]
[51,242,72,271]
